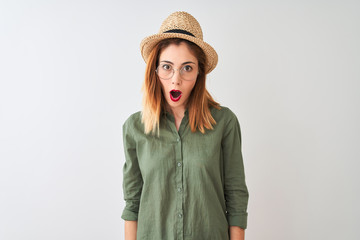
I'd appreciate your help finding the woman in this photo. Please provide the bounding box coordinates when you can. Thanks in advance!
[121,11,249,240]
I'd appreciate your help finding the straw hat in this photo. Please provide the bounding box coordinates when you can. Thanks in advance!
[140,11,218,74]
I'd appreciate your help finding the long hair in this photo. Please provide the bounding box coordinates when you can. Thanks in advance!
[141,38,220,135]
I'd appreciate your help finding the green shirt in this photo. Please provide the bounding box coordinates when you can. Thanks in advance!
[121,106,249,240]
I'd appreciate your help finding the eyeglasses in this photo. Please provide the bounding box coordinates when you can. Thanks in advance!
[156,63,198,81]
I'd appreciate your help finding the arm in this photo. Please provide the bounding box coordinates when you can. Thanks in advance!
[125,220,137,240]
[121,119,143,239]
[222,110,249,237]
[229,226,245,240]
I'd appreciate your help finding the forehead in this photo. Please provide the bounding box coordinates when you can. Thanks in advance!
[159,42,198,64]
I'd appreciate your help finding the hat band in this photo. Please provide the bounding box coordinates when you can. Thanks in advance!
[163,29,195,37]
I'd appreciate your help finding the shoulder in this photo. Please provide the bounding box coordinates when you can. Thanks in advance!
[211,105,239,124]
[210,106,243,140]
[210,105,242,136]
[122,111,143,133]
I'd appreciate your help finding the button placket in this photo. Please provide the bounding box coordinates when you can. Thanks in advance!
[166,113,187,240]
[174,132,184,239]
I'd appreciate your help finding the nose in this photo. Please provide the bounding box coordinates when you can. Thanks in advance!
[171,69,181,85]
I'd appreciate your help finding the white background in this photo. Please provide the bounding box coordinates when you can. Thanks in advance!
[1,0,359,239]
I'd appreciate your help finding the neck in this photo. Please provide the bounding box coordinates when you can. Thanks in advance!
[166,104,186,132]
[165,101,185,118]
[166,104,186,119]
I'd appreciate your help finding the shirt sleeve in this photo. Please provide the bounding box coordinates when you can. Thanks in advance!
[222,111,249,229]
[121,119,143,221]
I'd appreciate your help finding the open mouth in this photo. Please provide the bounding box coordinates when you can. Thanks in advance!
[170,90,182,102]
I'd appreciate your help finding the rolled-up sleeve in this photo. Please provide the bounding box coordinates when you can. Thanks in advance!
[121,119,143,221]
[222,111,249,229]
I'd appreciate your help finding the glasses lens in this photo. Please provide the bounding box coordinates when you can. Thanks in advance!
[180,65,198,81]
[157,64,173,80]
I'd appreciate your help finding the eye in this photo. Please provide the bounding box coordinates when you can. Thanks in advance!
[183,65,193,72]
[161,64,172,71]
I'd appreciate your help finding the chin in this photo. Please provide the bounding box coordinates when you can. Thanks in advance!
[167,99,183,107]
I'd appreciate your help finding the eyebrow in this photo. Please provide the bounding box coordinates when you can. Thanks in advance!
[160,60,196,65]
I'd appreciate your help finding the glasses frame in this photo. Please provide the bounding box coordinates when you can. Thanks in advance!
[155,64,199,81]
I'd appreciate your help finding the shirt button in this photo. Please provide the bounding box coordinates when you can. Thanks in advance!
[176,138,180,142]
[177,162,182,167]
[177,187,182,192]
[178,213,182,218]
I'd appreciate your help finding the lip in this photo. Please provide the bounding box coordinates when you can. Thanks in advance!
[169,89,182,102]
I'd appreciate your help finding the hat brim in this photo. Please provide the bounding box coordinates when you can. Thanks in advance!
[140,33,218,74]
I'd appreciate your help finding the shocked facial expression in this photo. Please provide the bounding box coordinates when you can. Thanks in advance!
[157,42,198,111]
